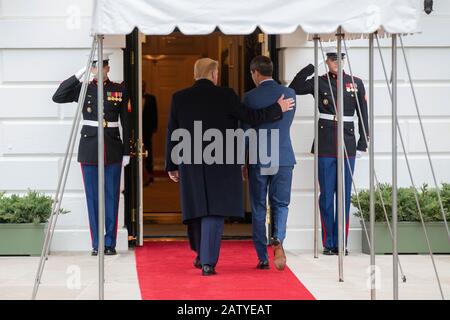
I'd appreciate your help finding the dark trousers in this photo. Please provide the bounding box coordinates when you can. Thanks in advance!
[81,163,122,249]
[248,165,293,262]
[187,216,224,266]
[318,156,355,249]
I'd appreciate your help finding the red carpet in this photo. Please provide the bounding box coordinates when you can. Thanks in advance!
[135,240,315,300]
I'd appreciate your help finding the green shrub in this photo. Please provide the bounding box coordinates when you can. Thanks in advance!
[351,183,450,222]
[0,191,69,224]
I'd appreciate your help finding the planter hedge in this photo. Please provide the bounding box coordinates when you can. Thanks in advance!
[352,183,450,254]
[0,191,68,256]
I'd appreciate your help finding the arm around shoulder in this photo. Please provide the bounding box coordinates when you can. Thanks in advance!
[229,89,283,126]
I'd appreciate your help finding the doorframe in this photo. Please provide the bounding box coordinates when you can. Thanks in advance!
[123,32,134,244]
[268,35,280,83]
[123,32,280,240]
[123,28,144,246]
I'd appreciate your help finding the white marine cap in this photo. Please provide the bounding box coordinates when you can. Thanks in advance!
[91,51,113,65]
[324,46,346,60]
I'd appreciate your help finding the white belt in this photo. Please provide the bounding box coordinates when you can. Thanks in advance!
[319,113,355,122]
[82,120,119,128]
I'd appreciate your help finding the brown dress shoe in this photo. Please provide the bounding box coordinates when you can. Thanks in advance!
[273,240,286,271]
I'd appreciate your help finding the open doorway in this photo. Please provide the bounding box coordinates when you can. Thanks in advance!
[125,30,278,241]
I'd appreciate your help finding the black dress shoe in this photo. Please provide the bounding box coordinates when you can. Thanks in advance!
[323,248,334,255]
[91,248,98,256]
[202,265,216,276]
[256,260,270,270]
[332,248,349,256]
[104,247,117,255]
[271,238,281,246]
[193,256,201,269]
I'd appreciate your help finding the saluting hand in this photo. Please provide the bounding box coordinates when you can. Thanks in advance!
[75,67,87,80]
[277,94,295,112]
[168,170,179,182]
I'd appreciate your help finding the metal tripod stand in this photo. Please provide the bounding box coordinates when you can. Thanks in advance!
[32,35,107,300]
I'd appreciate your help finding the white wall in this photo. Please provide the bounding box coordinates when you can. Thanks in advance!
[1,0,449,253]
[279,0,450,251]
[0,0,128,251]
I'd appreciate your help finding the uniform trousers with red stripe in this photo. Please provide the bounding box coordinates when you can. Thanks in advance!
[81,163,122,250]
[318,156,355,250]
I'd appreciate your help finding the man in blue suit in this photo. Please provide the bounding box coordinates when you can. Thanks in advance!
[243,56,296,271]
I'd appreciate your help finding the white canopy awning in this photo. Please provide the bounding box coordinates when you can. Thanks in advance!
[91,0,422,37]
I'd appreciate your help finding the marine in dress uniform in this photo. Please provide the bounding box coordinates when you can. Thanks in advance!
[289,51,369,255]
[52,53,130,256]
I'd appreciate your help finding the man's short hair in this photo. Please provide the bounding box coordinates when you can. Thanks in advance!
[92,60,109,67]
[194,58,219,80]
[250,55,273,77]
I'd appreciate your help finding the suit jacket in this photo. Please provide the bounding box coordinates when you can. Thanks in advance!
[52,75,130,164]
[243,79,297,167]
[289,64,369,157]
[165,79,283,223]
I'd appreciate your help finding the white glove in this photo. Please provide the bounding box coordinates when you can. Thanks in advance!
[356,150,364,159]
[75,67,87,80]
[122,155,130,167]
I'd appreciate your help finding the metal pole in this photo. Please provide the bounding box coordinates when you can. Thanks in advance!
[47,38,98,253]
[97,34,105,300]
[349,166,371,248]
[375,34,444,299]
[392,34,399,300]
[32,37,97,299]
[32,103,82,299]
[369,33,376,300]
[399,35,450,242]
[319,40,401,285]
[313,35,320,259]
[375,174,405,284]
[342,37,407,283]
[337,45,372,250]
[337,27,345,282]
